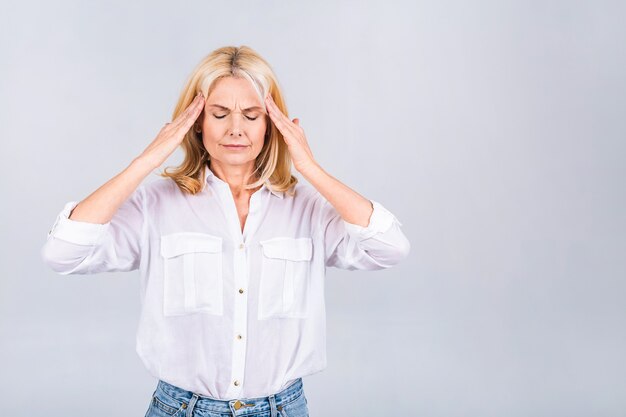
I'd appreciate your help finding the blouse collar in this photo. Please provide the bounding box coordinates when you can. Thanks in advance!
[204,165,284,199]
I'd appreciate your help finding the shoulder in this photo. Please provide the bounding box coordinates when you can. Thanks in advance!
[286,182,330,219]
[142,176,174,191]
[139,177,179,202]
[290,182,324,204]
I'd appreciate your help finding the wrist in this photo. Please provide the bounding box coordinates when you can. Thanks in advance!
[131,155,159,173]
[295,159,321,176]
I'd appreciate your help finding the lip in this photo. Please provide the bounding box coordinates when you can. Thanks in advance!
[222,144,248,149]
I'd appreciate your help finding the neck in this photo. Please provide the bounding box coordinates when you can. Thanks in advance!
[209,160,260,198]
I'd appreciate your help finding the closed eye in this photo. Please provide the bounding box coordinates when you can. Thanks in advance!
[213,114,258,121]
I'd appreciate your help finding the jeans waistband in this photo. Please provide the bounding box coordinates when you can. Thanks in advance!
[156,378,303,415]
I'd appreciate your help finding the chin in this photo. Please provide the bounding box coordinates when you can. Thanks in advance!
[218,154,254,164]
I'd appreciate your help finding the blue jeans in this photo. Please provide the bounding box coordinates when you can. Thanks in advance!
[144,378,310,417]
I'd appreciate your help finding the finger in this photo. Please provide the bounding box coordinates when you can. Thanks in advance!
[267,108,296,138]
[172,94,205,129]
[167,96,202,129]
[184,94,205,118]
[176,107,204,134]
[266,95,293,126]
[179,94,205,119]
[265,96,299,136]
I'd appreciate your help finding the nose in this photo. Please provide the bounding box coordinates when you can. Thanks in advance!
[229,114,243,136]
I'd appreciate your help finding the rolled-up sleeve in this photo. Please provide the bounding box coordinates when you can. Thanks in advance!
[41,186,146,275]
[316,197,411,270]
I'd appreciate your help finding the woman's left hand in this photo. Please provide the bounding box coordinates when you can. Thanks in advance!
[265,94,317,172]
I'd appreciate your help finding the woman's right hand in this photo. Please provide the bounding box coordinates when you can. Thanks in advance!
[55,92,205,225]
[136,92,206,169]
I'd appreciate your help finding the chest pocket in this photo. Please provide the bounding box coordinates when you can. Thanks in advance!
[160,232,223,317]
[258,237,313,320]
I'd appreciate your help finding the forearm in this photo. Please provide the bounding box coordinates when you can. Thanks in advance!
[298,162,373,227]
[68,157,155,224]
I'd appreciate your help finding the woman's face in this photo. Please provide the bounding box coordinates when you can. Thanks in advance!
[198,76,268,169]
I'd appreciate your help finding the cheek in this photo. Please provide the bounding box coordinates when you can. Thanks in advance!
[253,123,268,144]
[201,121,222,137]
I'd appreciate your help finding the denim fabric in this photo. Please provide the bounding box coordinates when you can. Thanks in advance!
[144,378,309,417]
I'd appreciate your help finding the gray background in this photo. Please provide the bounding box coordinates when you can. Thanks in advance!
[1,0,625,416]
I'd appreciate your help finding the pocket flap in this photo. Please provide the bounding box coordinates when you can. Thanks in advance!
[260,237,313,261]
[160,232,222,258]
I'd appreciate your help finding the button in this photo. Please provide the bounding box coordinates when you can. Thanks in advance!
[239,288,244,294]
[234,399,253,409]
[236,334,242,339]
[234,380,240,386]
[239,243,244,249]
[181,403,187,409]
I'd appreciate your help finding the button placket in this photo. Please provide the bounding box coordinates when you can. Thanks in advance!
[229,238,248,397]
[219,184,268,399]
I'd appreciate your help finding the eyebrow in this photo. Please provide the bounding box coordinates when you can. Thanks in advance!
[208,104,264,112]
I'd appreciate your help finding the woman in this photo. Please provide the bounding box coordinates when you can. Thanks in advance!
[41,45,410,417]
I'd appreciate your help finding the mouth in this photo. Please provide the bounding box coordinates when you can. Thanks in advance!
[222,144,248,150]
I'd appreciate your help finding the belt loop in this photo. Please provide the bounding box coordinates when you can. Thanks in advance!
[268,393,277,417]
[186,393,199,417]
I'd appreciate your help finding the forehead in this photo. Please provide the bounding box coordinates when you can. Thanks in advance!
[208,76,263,110]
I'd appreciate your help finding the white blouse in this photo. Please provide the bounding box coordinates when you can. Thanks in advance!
[41,165,411,400]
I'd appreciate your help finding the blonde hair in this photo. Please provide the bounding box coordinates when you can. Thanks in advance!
[160,45,298,196]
